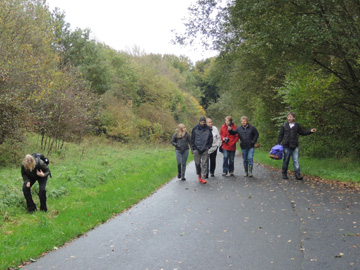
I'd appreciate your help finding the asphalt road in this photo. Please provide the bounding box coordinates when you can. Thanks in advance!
[24,151,360,270]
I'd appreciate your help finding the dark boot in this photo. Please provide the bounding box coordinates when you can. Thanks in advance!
[243,165,248,177]
[181,174,186,181]
[248,165,253,177]
[177,164,181,179]
[282,173,289,180]
[295,173,303,180]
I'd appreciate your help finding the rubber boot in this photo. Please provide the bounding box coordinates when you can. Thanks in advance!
[248,165,253,177]
[244,165,248,177]
[177,164,181,179]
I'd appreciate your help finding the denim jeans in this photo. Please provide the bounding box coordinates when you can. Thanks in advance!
[282,147,300,174]
[175,149,189,175]
[241,148,255,166]
[222,149,235,173]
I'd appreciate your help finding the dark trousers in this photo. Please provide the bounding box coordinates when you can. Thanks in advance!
[22,177,48,212]
[207,149,218,175]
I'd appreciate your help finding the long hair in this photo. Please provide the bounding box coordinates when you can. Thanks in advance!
[176,123,186,138]
[225,116,233,125]
[22,154,36,171]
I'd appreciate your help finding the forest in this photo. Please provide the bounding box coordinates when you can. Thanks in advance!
[0,0,209,166]
[176,0,360,159]
[1,0,360,166]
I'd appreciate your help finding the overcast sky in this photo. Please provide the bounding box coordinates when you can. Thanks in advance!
[45,0,218,63]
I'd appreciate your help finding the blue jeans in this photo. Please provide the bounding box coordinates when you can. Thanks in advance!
[282,147,300,174]
[222,149,235,173]
[241,148,255,166]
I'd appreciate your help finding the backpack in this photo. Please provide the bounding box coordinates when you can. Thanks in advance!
[32,153,52,177]
[269,144,283,160]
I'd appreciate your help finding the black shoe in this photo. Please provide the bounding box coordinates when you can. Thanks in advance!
[210,174,215,177]
[205,174,209,179]
[177,172,181,179]
[295,174,303,180]
[282,174,288,180]
[181,176,186,181]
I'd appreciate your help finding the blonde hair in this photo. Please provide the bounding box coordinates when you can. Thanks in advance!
[225,116,233,124]
[241,116,249,123]
[176,123,186,138]
[22,154,36,171]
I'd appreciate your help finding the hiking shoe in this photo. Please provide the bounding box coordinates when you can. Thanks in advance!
[282,174,288,180]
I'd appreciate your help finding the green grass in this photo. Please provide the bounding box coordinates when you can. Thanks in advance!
[0,137,186,270]
[254,148,360,183]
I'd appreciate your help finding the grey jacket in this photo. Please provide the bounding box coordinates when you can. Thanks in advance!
[21,157,50,184]
[171,132,191,153]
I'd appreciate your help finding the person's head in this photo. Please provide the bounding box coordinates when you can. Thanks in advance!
[22,154,36,171]
[287,112,296,123]
[241,116,249,127]
[176,123,186,138]
[225,116,233,126]
[206,118,213,128]
[199,116,206,127]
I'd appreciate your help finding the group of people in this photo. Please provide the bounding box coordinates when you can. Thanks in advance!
[20,112,316,213]
[171,113,316,184]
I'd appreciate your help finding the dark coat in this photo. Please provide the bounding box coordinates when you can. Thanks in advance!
[277,122,312,148]
[230,124,259,149]
[190,124,213,153]
[171,132,191,153]
[21,156,50,184]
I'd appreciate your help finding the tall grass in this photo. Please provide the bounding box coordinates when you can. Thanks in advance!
[0,136,183,270]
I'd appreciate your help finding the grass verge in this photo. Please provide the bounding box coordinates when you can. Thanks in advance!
[254,148,360,183]
[0,137,186,270]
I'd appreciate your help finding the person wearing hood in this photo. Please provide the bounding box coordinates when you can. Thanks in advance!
[190,116,213,184]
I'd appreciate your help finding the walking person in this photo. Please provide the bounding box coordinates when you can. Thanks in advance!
[206,117,222,178]
[277,112,317,180]
[191,116,213,184]
[171,124,191,181]
[229,116,259,177]
[21,154,51,213]
[220,116,238,176]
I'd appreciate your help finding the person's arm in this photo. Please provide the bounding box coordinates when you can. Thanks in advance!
[207,129,213,150]
[252,126,259,144]
[277,125,284,145]
[297,123,314,136]
[38,161,50,178]
[190,128,196,150]
[170,133,178,147]
[21,165,30,185]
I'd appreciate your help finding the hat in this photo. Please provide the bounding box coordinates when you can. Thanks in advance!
[199,116,206,123]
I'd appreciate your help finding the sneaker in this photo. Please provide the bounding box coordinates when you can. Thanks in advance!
[222,172,227,176]
[229,172,234,176]
[200,178,207,184]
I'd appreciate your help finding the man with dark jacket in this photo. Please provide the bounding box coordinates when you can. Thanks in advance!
[277,112,317,180]
[229,116,259,177]
[21,154,51,212]
[191,116,213,184]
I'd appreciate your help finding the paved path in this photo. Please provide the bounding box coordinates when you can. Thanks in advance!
[24,152,360,270]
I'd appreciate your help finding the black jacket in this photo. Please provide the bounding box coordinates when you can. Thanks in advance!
[277,122,312,148]
[229,124,259,149]
[21,156,50,184]
[171,132,191,153]
[191,124,213,153]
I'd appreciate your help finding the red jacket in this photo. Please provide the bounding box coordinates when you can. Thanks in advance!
[220,123,239,151]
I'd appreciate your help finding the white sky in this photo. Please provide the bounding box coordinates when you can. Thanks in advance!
[45,0,218,63]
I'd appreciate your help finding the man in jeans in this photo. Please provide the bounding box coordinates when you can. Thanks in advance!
[277,112,317,180]
[191,116,213,184]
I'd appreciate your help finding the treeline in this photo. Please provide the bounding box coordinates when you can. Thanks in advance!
[176,0,360,158]
[0,0,206,165]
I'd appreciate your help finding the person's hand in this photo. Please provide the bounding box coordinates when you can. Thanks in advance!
[37,169,45,177]
[26,182,30,188]
[311,128,317,133]
[227,126,231,130]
